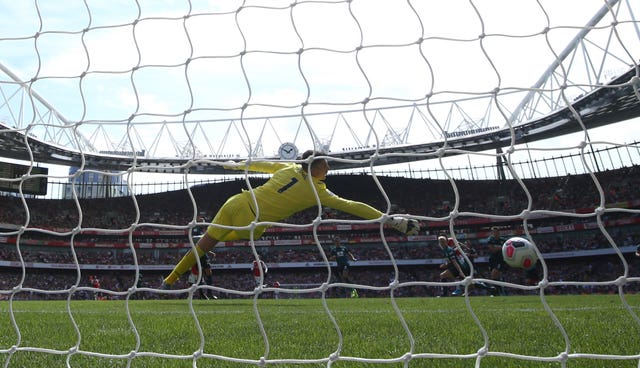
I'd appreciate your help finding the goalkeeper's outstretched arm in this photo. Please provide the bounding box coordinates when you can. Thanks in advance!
[319,193,421,236]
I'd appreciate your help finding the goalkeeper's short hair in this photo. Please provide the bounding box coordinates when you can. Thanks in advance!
[301,150,327,172]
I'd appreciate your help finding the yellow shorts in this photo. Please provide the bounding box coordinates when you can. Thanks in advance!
[206,191,268,241]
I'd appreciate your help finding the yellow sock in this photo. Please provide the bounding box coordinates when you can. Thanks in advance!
[163,246,206,285]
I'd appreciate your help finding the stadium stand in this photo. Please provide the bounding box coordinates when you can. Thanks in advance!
[1,166,639,300]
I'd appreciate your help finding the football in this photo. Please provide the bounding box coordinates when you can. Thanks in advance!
[502,237,538,269]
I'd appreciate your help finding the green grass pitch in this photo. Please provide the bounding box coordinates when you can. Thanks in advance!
[1,294,639,367]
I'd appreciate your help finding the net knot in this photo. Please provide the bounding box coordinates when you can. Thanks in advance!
[329,352,339,362]
[402,352,412,363]
[476,346,488,357]
[558,352,569,363]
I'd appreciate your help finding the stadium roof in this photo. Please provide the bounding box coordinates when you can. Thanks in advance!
[0,67,638,174]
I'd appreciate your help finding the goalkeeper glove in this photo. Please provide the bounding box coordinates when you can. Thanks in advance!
[387,217,420,236]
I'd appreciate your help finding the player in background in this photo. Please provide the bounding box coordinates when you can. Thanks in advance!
[438,236,497,296]
[188,251,217,299]
[486,226,508,296]
[192,216,207,238]
[133,273,146,300]
[330,237,359,298]
[523,260,541,287]
[89,275,102,300]
[252,258,268,287]
[181,216,217,299]
[161,150,420,288]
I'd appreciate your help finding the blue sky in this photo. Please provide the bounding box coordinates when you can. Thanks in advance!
[0,0,638,182]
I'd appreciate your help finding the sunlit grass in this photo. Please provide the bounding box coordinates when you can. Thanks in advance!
[1,294,639,367]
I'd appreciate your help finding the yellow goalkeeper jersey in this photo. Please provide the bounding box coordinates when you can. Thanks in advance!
[231,161,384,222]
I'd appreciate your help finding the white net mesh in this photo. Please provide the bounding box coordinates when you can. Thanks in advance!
[1,0,640,367]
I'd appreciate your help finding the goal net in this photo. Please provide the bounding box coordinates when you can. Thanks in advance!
[1,0,640,367]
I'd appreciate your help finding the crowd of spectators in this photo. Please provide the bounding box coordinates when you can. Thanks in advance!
[0,166,639,300]
[2,252,638,301]
[0,166,638,231]
[0,223,637,267]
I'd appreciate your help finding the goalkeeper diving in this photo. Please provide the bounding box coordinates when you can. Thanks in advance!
[161,150,420,288]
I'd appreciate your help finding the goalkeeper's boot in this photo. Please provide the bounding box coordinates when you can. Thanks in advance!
[350,289,359,298]
[451,287,464,296]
